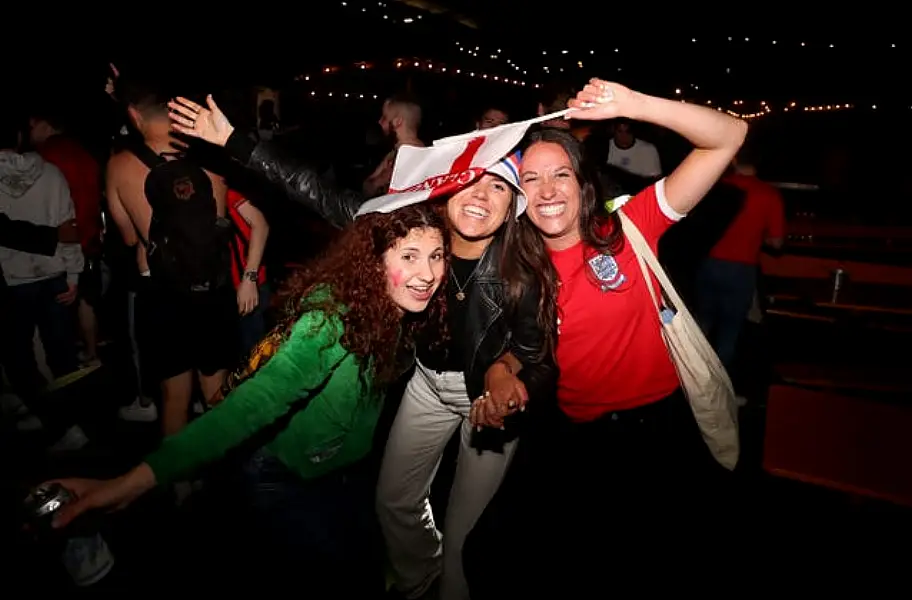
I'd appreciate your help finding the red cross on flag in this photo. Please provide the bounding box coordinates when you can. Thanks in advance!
[355,109,572,218]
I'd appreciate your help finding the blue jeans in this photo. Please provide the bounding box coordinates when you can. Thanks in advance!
[2,274,79,390]
[696,258,757,372]
[236,451,385,596]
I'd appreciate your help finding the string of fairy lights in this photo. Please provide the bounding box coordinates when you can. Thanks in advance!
[293,58,892,121]
[339,0,905,85]
[301,1,908,117]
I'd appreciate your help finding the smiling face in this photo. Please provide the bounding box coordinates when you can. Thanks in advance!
[520,141,583,251]
[445,173,514,244]
[383,227,446,313]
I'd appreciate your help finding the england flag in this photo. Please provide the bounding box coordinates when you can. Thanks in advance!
[355,109,572,217]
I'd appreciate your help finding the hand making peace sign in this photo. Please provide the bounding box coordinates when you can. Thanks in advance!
[168,95,235,148]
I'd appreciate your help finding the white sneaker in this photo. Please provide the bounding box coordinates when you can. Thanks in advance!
[47,425,90,454]
[118,398,158,422]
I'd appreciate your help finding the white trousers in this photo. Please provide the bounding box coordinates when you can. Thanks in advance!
[376,361,517,600]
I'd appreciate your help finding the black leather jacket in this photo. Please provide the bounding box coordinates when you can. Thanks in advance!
[225,131,557,428]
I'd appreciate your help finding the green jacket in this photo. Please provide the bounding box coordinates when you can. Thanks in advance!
[145,309,381,485]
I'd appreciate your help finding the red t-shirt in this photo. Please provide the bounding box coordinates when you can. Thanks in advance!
[709,173,785,265]
[549,180,682,421]
[227,190,267,287]
[38,136,102,256]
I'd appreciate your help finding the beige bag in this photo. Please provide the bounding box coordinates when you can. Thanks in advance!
[619,210,740,470]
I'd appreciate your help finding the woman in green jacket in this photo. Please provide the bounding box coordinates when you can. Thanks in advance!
[46,203,448,594]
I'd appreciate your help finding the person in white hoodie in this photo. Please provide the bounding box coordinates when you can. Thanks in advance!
[0,118,83,395]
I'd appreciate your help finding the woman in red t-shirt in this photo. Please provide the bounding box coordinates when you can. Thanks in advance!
[466,80,747,596]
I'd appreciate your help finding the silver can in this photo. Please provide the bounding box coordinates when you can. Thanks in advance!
[23,483,115,587]
[831,268,846,302]
[23,483,74,527]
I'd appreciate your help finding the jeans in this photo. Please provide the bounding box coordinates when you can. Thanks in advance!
[696,258,758,372]
[2,274,78,392]
[237,451,385,597]
[0,275,79,436]
[376,361,517,600]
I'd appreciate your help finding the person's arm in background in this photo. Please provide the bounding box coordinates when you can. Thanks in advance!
[235,197,270,315]
[362,150,395,198]
[50,171,84,305]
[0,213,78,256]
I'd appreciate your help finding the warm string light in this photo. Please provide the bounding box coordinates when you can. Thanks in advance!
[293,58,539,89]
[342,3,903,83]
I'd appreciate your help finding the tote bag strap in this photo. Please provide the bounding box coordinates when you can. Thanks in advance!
[618,210,689,316]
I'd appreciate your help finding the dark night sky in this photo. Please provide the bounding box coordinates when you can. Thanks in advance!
[12,1,909,107]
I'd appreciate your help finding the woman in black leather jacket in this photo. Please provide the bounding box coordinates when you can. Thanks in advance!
[169,96,556,600]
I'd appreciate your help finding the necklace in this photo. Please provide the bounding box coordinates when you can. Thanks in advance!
[449,262,480,301]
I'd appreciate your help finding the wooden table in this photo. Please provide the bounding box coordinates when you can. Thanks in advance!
[766,279,912,318]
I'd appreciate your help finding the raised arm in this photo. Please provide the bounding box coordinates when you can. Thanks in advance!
[169,95,363,229]
[570,79,747,215]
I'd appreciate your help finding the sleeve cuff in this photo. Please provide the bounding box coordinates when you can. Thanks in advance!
[655,178,686,221]
[144,447,180,487]
[66,273,79,287]
[225,129,258,164]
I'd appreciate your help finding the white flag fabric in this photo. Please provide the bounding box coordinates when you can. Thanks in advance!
[355,109,572,218]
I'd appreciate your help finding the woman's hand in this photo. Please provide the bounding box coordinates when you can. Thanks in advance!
[168,95,234,147]
[470,362,528,429]
[46,463,157,529]
[566,79,642,121]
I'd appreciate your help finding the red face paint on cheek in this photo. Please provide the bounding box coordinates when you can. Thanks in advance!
[388,269,405,288]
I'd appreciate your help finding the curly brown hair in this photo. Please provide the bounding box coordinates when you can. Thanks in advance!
[274,203,449,386]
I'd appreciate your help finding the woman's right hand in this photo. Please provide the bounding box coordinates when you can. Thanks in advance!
[47,463,157,529]
[168,95,234,147]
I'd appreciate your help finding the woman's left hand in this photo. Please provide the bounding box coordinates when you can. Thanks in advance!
[566,79,640,121]
[470,363,528,429]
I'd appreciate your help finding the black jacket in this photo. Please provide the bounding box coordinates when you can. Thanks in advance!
[224,131,556,422]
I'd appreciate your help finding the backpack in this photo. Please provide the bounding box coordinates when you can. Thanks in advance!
[131,144,232,292]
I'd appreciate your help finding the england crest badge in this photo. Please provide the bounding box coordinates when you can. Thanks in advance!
[588,253,626,291]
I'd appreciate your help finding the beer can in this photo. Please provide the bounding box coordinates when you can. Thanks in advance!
[833,268,846,291]
[23,483,115,586]
[23,483,74,529]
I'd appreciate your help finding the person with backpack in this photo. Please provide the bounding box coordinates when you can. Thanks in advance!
[104,78,237,435]
[44,203,448,597]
